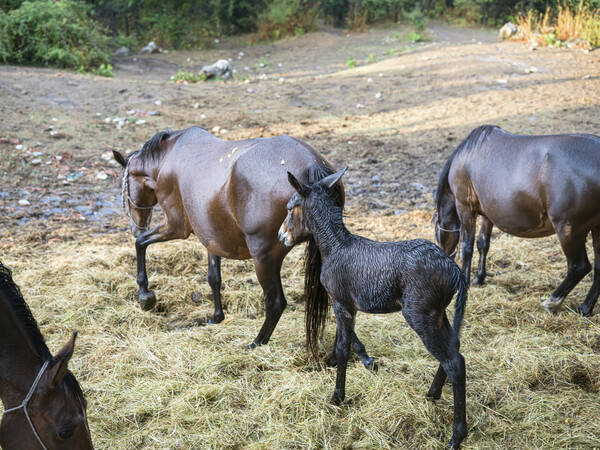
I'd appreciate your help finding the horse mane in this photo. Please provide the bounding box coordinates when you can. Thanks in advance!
[0,261,87,404]
[135,128,186,166]
[0,261,52,360]
[304,162,343,360]
[435,124,498,213]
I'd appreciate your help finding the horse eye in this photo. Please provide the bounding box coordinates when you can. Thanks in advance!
[58,427,75,440]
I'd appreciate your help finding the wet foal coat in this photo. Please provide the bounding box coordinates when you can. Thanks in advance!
[435,125,600,315]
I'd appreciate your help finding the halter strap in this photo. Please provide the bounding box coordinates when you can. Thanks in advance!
[3,360,50,450]
[437,225,461,233]
[121,155,157,216]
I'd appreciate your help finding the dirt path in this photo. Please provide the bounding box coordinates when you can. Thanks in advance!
[1,22,599,242]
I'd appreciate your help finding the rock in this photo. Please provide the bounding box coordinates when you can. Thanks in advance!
[499,22,518,40]
[18,199,30,206]
[30,158,42,165]
[115,46,132,57]
[140,41,160,54]
[199,59,232,80]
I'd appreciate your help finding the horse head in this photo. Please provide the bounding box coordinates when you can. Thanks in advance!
[0,333,93,450]
[279,168,347,247]
[113,150,157,238]
[433,189,461,258]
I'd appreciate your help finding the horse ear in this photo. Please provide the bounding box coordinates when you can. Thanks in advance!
[113,150,127,168]
[48,332,77,389]
[319,167,348,190]
[287,172,308,196]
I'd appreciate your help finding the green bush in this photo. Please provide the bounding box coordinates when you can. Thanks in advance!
[257,0,319,41]
[0,0,111,72]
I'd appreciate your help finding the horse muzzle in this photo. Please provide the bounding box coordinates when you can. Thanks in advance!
[278,224,293,247]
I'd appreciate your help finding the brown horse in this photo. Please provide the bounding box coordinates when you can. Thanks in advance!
[113,126,352,349]
[435,125,600,315]
[0,261,93,449]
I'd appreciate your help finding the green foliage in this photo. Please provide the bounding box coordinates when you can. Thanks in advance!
[367,52,376,63]
[257,0,319,41]
[171,69,206,83]
[346,56,356,68]
[92,62,114,77]
[0,0,111,71]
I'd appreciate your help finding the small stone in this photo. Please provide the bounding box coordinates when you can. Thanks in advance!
[200,114,206,119]
[30,158,42,165]
[18,199,30,206]
[96,172,108,180]
[375,92,382,99]
[219,129,228,134]
[211,126,221,133]
[193,103,200,109]
[15,144,24,150]
[356,103,365,108]
[154,100,162,106]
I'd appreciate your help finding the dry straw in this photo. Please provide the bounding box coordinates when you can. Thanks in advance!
[1,209,599,448]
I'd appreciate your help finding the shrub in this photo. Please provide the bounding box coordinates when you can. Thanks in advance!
[0,0,111,72]
[257,0,319,41]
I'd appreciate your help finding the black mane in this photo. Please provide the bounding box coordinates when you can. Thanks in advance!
[134,128,186,166]
[0,261,52,360]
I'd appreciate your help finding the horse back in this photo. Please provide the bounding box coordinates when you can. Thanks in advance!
[450,127,600,236]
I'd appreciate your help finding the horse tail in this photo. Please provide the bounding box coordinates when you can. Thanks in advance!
[452,266,468,337]
[304,162,343,361]
[435,124,497,213]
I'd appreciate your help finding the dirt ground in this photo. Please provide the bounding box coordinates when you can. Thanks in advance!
[1,21,600,449]
[2,21,599,237]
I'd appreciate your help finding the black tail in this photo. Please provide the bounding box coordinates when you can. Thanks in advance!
[304,162,344,361]
[452,268,468,336]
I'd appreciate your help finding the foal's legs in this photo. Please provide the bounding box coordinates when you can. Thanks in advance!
[541,228,591,314]
[577,225,600,316]
[207,251,224,323]
[472,217,493,286]
[135,219,190,310]
[326,331,377,371]
[331,300,356,403]
[403,308,467,449]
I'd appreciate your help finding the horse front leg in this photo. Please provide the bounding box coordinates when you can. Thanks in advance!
[542,229,590,314]
[135,219,189,310]
[327,331,377,372]
[472,217,493,286]
[457,208,477,282]
[331,300,356,404]
[207,251,224,323]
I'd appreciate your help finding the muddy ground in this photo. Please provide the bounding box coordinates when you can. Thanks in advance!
[1,21,600,449]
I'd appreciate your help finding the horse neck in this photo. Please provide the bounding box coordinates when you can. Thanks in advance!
[0,302,48,409]
[307,195,352,258]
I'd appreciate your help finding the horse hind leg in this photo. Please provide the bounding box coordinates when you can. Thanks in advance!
[542,228,591,314]
[207,251,225,323]
[577,225,600,316]
[403,308,467,449]
[472,217,493,286]
[247,252,287,349]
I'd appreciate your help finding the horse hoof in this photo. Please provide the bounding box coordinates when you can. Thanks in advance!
[246,342,258,350]
[471,276,485,286]
[576,305,593,316]
[138,291,156,311]
[541,297,562,314]
[426,391,442,401]
[212,312,225,324]
[364,359,378,372]
[331,394,344,405]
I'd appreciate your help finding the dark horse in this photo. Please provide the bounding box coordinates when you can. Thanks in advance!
[435,125,600,315]
[113,126,359,350]
[280,168,468,449]
[0,261,93,449]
